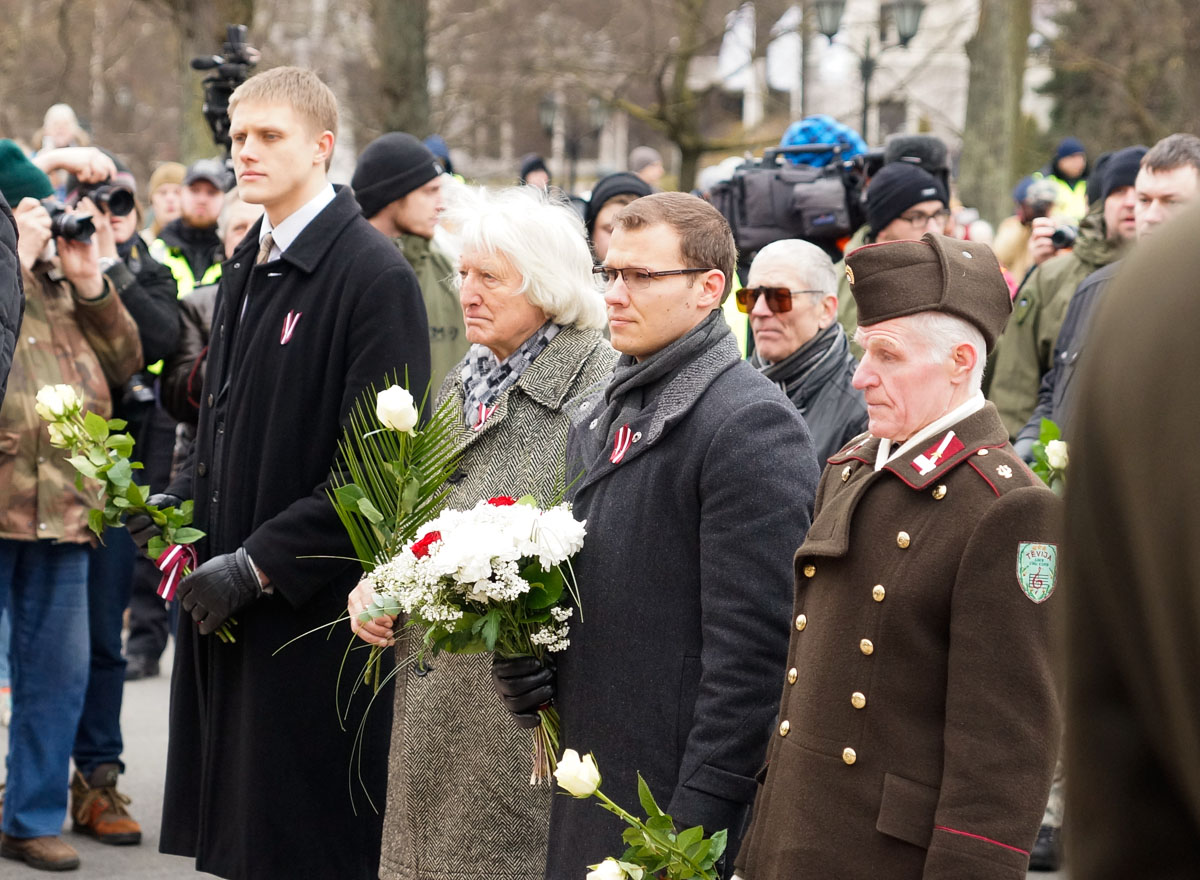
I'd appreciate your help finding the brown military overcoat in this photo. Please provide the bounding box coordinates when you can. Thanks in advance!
[736,402,1061,880]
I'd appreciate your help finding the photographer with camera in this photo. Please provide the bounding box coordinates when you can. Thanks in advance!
[61,162,181,850]
[0,141,141,872]
[986,145,1144,439]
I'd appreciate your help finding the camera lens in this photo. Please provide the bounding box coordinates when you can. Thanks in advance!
[1050,226,1078,249]
[102,186,135,217]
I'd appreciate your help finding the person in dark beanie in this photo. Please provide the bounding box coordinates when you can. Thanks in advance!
[1033,136,1089,221]
[353,131,466,388]
[987,144,1144,440]
[0,140,142,872]
[835,162,948,349]
[518,153,550,190]
[584,171,652,261]
[735,234,1061,880]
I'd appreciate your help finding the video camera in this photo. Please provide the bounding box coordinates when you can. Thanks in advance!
[191,24,259,154]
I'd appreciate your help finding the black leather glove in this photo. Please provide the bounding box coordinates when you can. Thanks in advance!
[491,654,555,729]
[177,547,262,635]
[126,493,183,550]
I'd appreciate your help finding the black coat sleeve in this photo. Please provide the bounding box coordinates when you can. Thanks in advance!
[242,264,430,606]
[105,253,181,366]
[0,192,22,406]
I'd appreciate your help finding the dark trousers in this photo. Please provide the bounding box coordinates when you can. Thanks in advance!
[74,527,136,774]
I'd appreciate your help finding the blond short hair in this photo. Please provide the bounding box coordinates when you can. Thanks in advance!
[229,66,338,139]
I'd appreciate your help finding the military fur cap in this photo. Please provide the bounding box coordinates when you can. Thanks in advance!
[844,233,1012,353]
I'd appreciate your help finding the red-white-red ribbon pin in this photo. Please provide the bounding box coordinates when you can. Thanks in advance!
[610,424,634,464]
[280,310,302,345]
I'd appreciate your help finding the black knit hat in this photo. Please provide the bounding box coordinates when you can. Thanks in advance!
[519,153,549,184]
[584,172,653,238]
[0,139,53,205]
[1099,145,1148,203]
[352,133,443,219]
[866,163,947,234]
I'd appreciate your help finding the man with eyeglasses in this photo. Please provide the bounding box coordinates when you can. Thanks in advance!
[734,233,1061,880]
[738,238,866,464]
[834,162,948,353]
[492,192,819,879]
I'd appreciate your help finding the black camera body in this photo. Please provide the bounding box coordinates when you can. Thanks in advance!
[76,180,135,217]
[1050,225,1078,250]
[191,24,258,153]
[40,198,95,242]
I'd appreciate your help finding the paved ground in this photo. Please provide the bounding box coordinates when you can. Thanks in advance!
[1,646,1067,878]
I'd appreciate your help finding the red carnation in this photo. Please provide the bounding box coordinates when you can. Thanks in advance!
[411,531,442,559]
[487,496,517,506]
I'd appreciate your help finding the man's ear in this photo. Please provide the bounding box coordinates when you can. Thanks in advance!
[697,269,725,311]
[314,130,335,168]
[948,341,978,383]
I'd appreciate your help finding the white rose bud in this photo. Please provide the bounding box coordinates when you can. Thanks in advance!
[46,422,77,449]
[586,858,628,880]
[35,385,66,420]
[376,385,419,434]
[1046,439,1069,470]
[554,748,601,798]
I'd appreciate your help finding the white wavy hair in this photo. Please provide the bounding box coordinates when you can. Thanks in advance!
[441,184,606,331]
[856,310,987,390]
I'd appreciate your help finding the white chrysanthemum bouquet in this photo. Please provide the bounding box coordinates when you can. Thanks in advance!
[357,494,585,782]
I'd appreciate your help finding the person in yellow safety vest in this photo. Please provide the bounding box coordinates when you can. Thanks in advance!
[1032,137,1089,223]
[149,158,228,299]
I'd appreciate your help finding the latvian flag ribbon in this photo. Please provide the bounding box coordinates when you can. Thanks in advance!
[610,424,634,464]
[156,543,198,602]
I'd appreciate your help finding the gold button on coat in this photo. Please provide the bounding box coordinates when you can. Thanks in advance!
[795,614,807,631]
[897,531,911,548]
[841,466,852,482]
[787,667,798,684]
[932,484,947,500]
[860,638,875,655]
[842,747,857,765]
[803,564,816,578]
[851,691,867,709]
[872,584,886,602]
[779,720,791,737]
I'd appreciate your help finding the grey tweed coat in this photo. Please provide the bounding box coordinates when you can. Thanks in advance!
[378,324,616,880]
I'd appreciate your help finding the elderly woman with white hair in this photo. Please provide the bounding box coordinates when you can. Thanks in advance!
[740,237,867,465]
[348,185,615,880]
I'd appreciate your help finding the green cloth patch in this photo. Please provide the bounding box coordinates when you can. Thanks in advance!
[1017,542,1057,603]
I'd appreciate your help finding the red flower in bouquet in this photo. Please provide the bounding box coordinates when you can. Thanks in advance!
[487,496,517,506]
[411,530,442,559]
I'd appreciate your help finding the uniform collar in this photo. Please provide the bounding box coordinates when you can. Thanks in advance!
[874,392,986,471]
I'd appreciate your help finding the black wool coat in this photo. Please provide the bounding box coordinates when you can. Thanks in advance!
[548,340,819,879]
[160,186,430,880]
[0,193,22,407]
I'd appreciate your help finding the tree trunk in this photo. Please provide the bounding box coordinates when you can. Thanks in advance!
[958,0,1031,227]
[372,0,431,137]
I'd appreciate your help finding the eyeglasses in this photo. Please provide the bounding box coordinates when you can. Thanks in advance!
[593,266,716,290]
[733,286,825,314]
[899,209,951,228]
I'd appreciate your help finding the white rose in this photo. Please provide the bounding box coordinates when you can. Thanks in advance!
[35,384,77,420]
[586,858,628,880]
[1045,439,1069,470]
[46,421,78,449]
[554,748,601,798]
[376,385,419,434]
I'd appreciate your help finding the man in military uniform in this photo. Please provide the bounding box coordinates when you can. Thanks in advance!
[734,233,1062,880]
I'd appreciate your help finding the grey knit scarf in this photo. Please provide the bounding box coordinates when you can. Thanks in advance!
[460,321,561,427]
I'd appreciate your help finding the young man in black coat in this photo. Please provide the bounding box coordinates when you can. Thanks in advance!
[131,67,430,880]
[494,193,819,878]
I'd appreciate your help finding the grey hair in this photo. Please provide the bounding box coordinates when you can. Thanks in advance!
[216,189,262,242]
[904,311,986,390]
[441,185,606,330]
[749,238,839,300]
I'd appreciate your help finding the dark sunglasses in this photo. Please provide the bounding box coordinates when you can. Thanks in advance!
[733,287,825,314]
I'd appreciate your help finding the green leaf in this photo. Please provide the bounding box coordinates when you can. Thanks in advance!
[356,496,384,524]
[707,828,728,862]
[112,496,130,509]
[87,508,105,537]
[480,609,502,651]
[1039,418,1061,445]
[516,494,538,507]
[170,527,206,544]
[107,458,133,489]
[86,446,109,468]
[676,825,704,852]
[82,410,109,442]
[106,418,127,431]
[637,773,665,819]
[125,482,146,505]
[617,862,645,880]
[333,482,367,509]
[105,433,135,457]
[68,455,99,479]
[147,535,166,558]
[685,837,711,863]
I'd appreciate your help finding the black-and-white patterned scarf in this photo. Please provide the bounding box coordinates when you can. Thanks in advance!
[460,322,562,427]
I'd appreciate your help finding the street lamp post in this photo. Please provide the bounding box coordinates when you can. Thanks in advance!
[813,0,925,143]
[539,94,610,194]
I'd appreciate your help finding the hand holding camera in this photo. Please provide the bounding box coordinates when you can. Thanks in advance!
[13,198,52,271]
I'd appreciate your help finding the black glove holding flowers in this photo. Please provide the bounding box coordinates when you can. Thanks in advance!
[491,654,555,729]
[178,547,262,636]
[125,493,182,550]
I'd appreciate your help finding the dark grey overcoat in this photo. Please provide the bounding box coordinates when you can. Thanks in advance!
[161,186,430,880]
[0,193,22,406]
[547,330,819,878]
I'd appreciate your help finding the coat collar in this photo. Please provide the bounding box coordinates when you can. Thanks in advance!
[227,185,361,276]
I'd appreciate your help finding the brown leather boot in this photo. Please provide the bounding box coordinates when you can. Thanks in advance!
[69,764,142,845]
[0,834,81,871]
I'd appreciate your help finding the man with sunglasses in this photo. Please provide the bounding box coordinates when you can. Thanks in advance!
[734,233,1061,880]
[835,162,949,353]
[739,238,867,464]
[492,192,819,879]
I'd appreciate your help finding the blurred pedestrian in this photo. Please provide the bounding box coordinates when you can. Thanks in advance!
[519,153,550,190]
[139,161,186,245]
[628,145,665,188]
[583,171,652,261]
[149,159,227,297]
[1032,137,1089,222]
